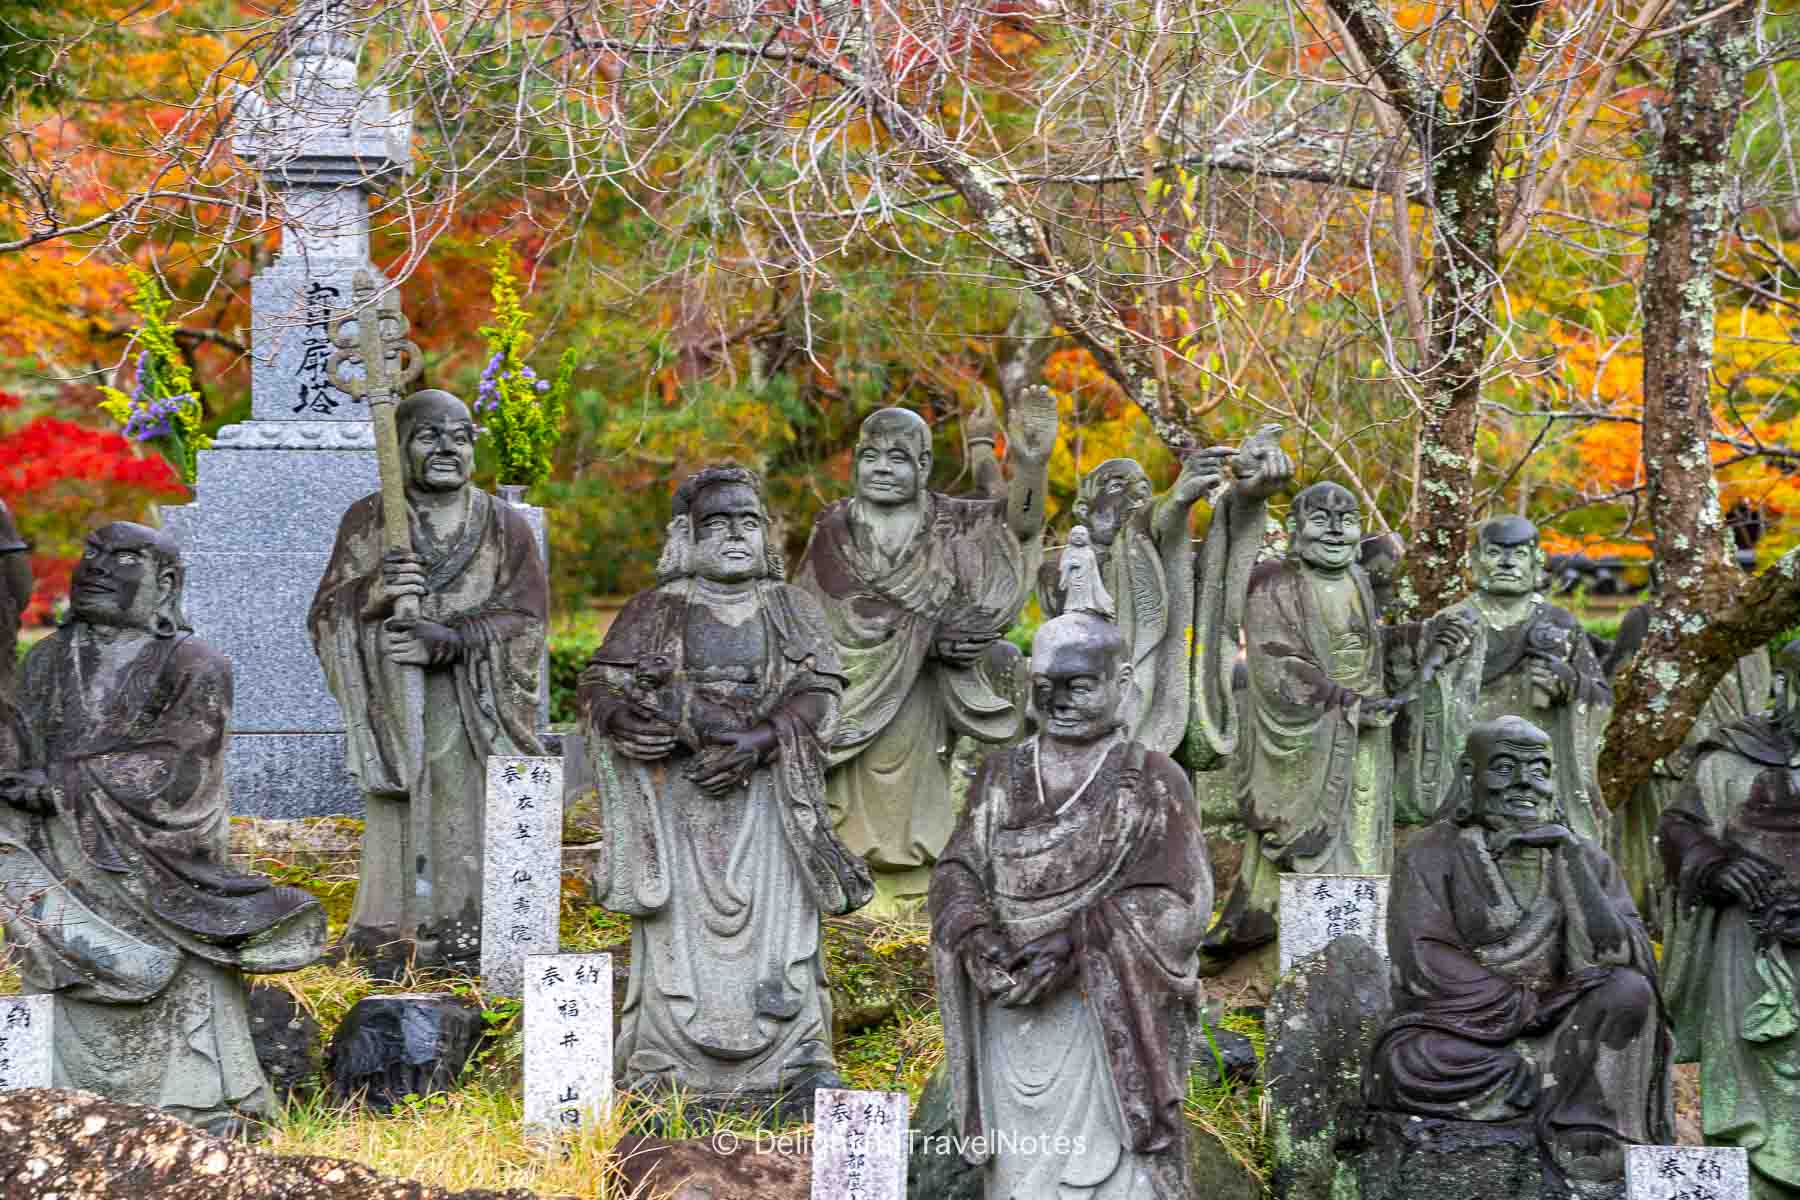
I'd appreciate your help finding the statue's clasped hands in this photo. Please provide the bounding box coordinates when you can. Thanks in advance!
[686,725,777,798]
[371,550,462,666]
[963,925,1077,1008]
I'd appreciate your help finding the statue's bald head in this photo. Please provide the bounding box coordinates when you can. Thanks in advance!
[397,389,476,493]
[1031,613,1129,744]
[397,389,474,439]
[1456,716,1556,829]
[1472,515,1540,598]
[853,407,932,506]
[1075,457,1153,547]
[1288,482,1362,575]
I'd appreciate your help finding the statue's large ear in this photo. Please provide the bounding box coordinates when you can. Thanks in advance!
[152,563,184,638]
[655,515,693,583]
[916,448,933,479]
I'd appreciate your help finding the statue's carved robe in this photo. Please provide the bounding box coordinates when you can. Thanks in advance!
[580,578,869,1096]
[0,627,323,1126]
[1038,490,1265,763]
[1367,821,1672,1156]
[793,492,1033,890]
[1207,559,1407,955]
[311,488,546,961]
[931,738,1211,1199]
[1412,600,1612,836]
[1662,722,1800,1197]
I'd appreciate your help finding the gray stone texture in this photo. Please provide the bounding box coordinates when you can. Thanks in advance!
[523,953,613,1134]
[905,1064,981,1200]
[1267,933,1393,1200]
[1279,873,1390,972]
[327,994,481,1111]
[1354,1111,1553,1200]
[0,996,52,1090]
[812,1088,908,1200]
[480,757,564,999]
[1625,1146,1748,1200]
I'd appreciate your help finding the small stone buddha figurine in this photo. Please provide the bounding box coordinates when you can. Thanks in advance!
[1366,715,1673,1186]
[0,522,326,1135]
[931,611,1212,1198]
[1660,638,1800,1199]
[580,465,870,1110]
[1409,516,1614,841]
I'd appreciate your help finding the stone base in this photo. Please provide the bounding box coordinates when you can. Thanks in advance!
[1354,1111,1625,1200]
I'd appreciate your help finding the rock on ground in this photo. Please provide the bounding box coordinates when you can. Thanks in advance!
[609,1135,808,1199]
[0,1089,546,1200]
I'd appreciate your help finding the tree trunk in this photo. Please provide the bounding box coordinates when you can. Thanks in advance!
[1599,0,1762,810]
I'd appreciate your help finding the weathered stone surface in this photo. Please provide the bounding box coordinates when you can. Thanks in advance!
[0,1089,544,1199]
[480,757,564,999]
[1354,1110,1551,1200]
[1278,873,1389,972]
[610,1134,808,1200]
[813,1088,908,1200]
[1266,934,1393,1200]
[327,995,482,1111]
[905,1063,981,1200]
[248,986,322,1102]
[1194,1020,1259,1087]
[1190,1125,1264,1200]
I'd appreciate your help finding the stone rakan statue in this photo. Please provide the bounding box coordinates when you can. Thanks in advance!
[1204,482,1473,961]
[793,394,1057,911]
[1036,427,1291,761]
[311,389,548,975]
[1410,516,1613,841]
[1660,639,1800,1199]
[581,465,870,1111]
[0,523,325,1134]
[931,611,1212,1199]
[1366,716,1672,1186]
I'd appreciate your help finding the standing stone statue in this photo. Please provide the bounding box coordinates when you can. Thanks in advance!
[580,465,870,1109]
[1037,426,1292,760]
[931,612,1211,1198]
[1366,716,1673,1185]
[1660,639,1800,1199]
[1410,516,1613,841]
[1606,584,1770,919]
[311,389,548,973]
[0,523,325,1134]
[793,393,1057,910]
[1203,482,1473,960]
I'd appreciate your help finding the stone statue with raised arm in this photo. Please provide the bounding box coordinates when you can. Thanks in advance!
[0,523,325,1134]
[931,612,1212,1198]
[793,391,1057,912]
[581,465,869,1111]
[1036,426,1292,762]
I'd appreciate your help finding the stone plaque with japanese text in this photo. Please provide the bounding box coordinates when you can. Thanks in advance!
[812,1088,908,1200]
[0,996,51,1090]
[480,756,564,997]
[1278,873,1389,972]
[1625,1146,1749,1200]
[523,953,613,1134]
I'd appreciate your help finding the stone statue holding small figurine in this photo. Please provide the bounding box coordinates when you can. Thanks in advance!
[1410,516,1614,842]
[0,523,325,1135]
[931,611,1212,1199]
[1204,481,1476,961]
[1660,638,1800,1199]
[311,389,549,975]
[793,392,1057,911]
[1037,426,1292,761]
[580,465,870,1111]
[1366,715,1672,1187]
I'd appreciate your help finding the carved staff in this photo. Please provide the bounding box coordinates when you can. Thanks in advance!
[325,270,426,796]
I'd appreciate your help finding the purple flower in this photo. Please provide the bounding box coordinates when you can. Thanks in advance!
[535,380,550,393]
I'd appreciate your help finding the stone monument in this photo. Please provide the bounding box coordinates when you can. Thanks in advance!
[1660,637,1800,1200]
[812,1089,909,1200]
[1203,482,1473,965]
[1036,427,1291,762]
[481,756,564,998]
[162,0,409,818]
[523,953,614,1134]
[0,996,51,1092]
[930,611,1212,1198]
[580,465,870,1113]
[1365,716,1672,1189]
[0,523,326,1135]
[311,389,548,975]
[1409,516,1614,841]
[792,393,1057,912]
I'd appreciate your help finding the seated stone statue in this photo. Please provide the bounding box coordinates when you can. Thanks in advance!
[0,523,326,1134]
[580,466,870,1110]
[931,612,1212,1198]
[1366,716,1672,1185]
[1660,638,1800,1199]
